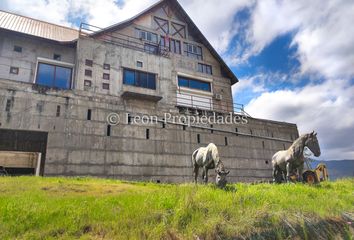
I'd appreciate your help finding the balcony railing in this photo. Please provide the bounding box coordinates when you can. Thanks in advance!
[176,90,250,116]
[79,23,169,57]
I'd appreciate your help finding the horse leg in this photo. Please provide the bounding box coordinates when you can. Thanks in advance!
[298,165,304,182]
[286,162,292,183]
[272,165,277,183]
[193,165,199,184]
[204,168,209,184]
[201,168,206,183]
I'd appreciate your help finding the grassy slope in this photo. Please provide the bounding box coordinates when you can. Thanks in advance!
[0,177,353,240]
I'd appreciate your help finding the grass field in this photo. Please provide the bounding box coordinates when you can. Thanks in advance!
[0,177,353,239]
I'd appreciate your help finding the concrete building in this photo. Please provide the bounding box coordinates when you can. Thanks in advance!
[0,0,299,182]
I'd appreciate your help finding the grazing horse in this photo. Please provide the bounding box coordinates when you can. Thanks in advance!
[192,143,230,188]
[272,131,321,183]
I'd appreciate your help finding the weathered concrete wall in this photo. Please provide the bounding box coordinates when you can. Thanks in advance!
[0,79,298,183]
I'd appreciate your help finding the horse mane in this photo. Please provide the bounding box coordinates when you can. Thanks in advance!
[289,134,309,159]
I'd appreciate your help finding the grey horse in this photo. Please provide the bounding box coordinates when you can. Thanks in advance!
[192,143,230,188]
[272,131,321,183]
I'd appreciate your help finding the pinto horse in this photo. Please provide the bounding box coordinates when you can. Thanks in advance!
[272,131,321,183]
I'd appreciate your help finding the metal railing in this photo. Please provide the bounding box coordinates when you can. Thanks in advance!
[79,23,170,57]
[176,90,251,116]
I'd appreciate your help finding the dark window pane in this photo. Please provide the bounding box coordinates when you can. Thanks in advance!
[178,76,210,92]
[190,80,210,91]
[37,63,54,87]
[175,40,181,54]
[197,63,203,72]
[53,54,61,61]
[123,69,135,85]
[178,77,189,88]
[147,73,156,89]
[85,69,92,77]
[137,72,148,88]
[103,64,110,70]
[14,46,22,52]
[85,59,93,66]
[123,69,156,90]
[55,66,71,89]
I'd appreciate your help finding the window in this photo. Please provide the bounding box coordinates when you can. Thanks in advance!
[87,109,92,120]
[84,80,92,87]
[5,99,11,112]
[36,63,72,89]
[56,105,61,117]
[53,54,61,61]
[170,39,181,54]
[137,29,158,43]
[9,67,19,74]
[146,129,150,139]
[197,134,200,143]
[198,63,212,75]
[85,69,92,77]
[14,46,22,53]
[103,73,110,80]
[177,76,211,92]
[144,43,158,54]
[103,64,110,70]
[137,61,143,68]
[102,83,110,90]
[107,125,111,136]
[123,68,156,90]
[184,43,202,60]
[225,137,228,146]
[85,59,93,67]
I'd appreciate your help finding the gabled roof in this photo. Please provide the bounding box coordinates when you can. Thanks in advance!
[91,0,239,84]
[0,10,78,43]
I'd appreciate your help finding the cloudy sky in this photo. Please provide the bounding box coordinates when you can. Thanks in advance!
[1,0,353,160]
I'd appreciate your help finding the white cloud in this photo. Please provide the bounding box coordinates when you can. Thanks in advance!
[180,0,254,53]
[245,79,354,160]
[244,0,354,79]
[0,0,72,26]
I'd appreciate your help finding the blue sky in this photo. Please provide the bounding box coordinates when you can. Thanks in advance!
[1,0,353,160]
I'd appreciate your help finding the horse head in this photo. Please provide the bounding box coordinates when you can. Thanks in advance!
[305,131,321,157]
[215,169,230,188]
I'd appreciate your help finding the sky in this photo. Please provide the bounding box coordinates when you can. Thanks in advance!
[1,0,353,160]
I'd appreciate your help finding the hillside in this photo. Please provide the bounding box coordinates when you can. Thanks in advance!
[0,177,353,239]
[311,160,354,180]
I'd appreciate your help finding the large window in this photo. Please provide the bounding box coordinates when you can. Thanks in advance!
[36,63,72,89]
[178,76,211,92]
[184,43,202,60]
[123,69,156,90]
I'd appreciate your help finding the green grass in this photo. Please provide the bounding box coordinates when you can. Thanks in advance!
[0,177,353,239]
